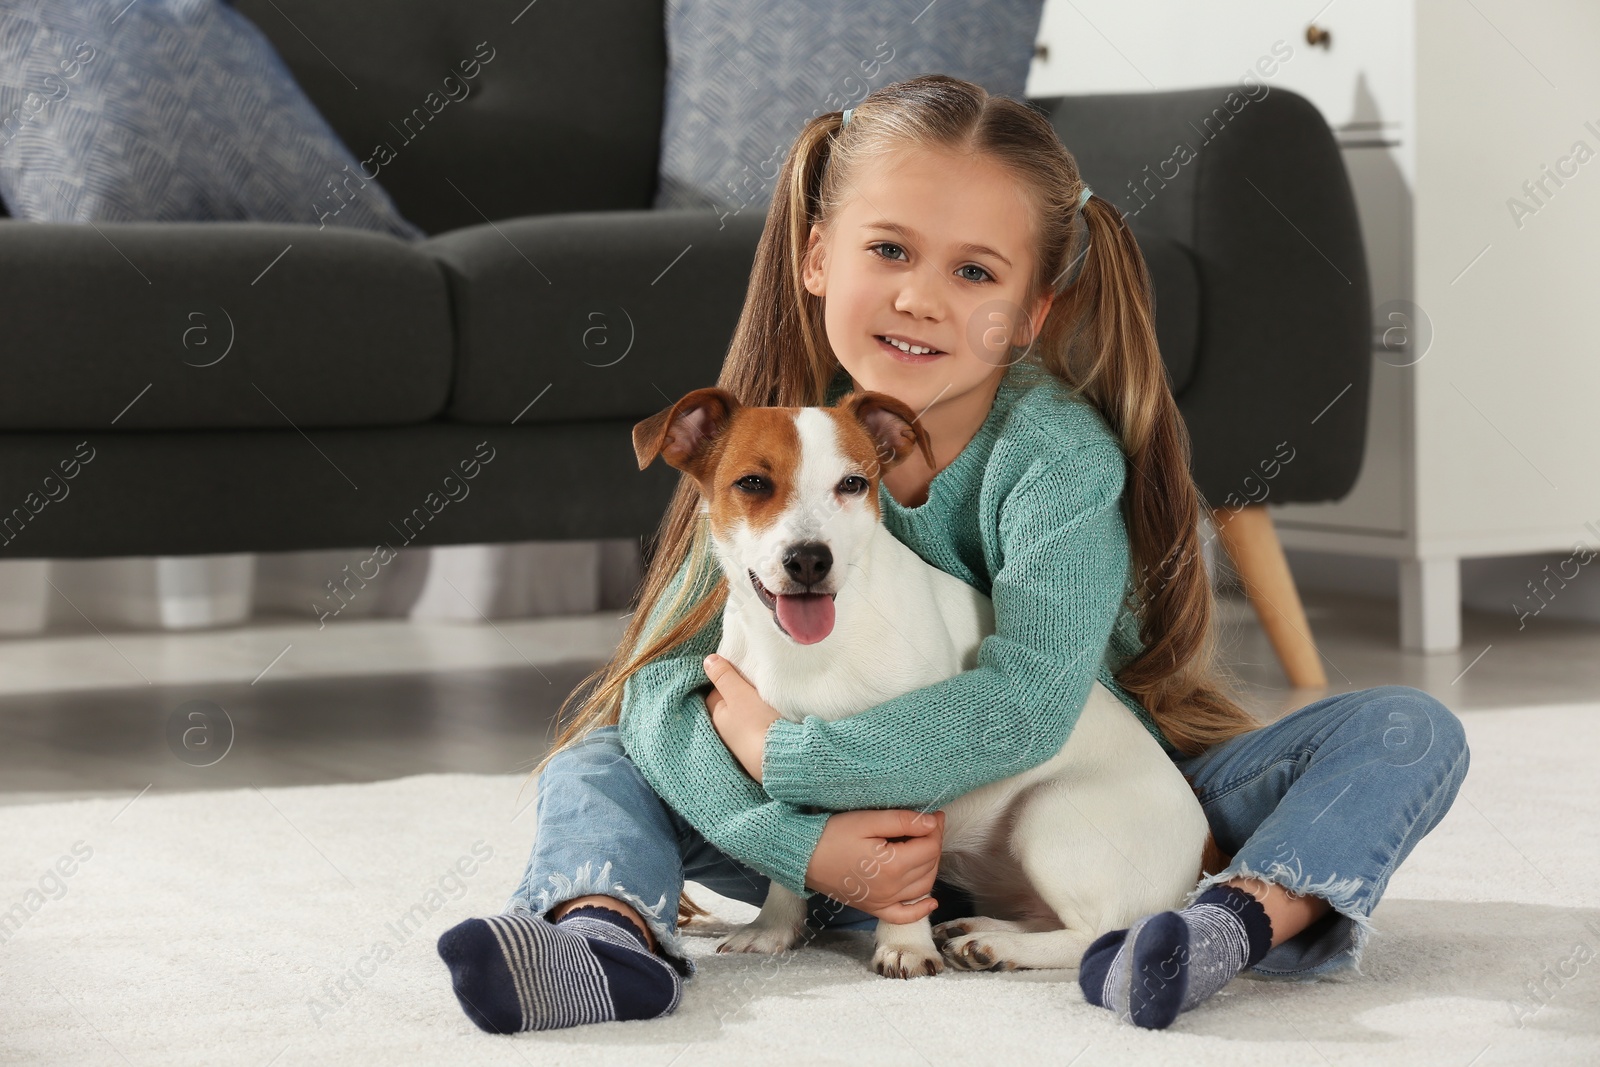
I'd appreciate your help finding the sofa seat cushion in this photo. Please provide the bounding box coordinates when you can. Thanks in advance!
[0,222,452,429]
[422,209,767,425]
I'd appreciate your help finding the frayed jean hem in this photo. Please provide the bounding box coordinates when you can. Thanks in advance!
[1185,862,1374,981]
[505,859,696,979]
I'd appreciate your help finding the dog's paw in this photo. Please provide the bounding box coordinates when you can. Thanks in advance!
[939,933,1019,972]
[716,921,802,955]
[872,943,944,980]
[932,916,1029,945]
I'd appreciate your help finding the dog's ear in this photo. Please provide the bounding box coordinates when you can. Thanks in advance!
[837,391,934,475]
[632,388,739,482]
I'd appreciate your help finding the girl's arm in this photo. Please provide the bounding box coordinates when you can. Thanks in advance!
[615,552,830,898]
[760,445,1139,811]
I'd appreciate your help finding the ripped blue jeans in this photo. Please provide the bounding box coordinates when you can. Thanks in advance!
[504,684,1468,982]
[1173,683,1469,978]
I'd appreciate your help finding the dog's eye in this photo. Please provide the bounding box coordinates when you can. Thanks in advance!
[838,475,868,495]
[735,475,770,493]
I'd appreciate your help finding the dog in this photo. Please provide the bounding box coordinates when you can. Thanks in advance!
[632,385,1221,979]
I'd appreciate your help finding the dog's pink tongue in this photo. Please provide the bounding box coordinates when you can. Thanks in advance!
[775,593,835,644]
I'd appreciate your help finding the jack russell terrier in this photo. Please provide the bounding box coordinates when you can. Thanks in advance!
[632,385,1222,979]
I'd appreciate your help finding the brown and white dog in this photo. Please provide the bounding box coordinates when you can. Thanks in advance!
[633,386,1221,978]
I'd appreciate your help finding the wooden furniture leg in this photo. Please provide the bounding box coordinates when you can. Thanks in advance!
[1207,504,1328,689]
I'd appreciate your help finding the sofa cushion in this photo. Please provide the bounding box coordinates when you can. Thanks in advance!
[0,0,421,238]
[653,0,1046,215]
[422,209,767,426]
[0,222,453,429]
[230,0,671,236]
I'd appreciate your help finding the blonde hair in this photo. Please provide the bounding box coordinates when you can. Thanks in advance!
[525,73,1261,925]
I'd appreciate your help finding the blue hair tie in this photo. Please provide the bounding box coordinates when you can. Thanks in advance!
[841,107,854,126]
[1053,187,1096,291]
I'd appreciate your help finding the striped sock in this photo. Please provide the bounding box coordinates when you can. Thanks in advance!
[436,905,684,1032]
[1078,884,1273,1029]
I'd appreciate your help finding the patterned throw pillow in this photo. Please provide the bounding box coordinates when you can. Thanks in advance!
[0,0,423,237]
[653,0,1046,218]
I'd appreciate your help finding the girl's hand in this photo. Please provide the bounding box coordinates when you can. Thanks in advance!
[703,653,781,782]
[806,809,945,924]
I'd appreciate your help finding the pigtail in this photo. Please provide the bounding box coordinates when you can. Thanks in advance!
[1063,194,1261,756]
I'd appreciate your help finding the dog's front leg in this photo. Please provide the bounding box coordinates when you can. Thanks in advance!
[716,883,811,955]
[872,919,943,979]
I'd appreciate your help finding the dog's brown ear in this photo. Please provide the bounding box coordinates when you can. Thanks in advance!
[632,388,739,482]
[838,390,934,475]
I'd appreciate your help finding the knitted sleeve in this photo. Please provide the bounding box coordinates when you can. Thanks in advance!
[759,445,1132,811]
[615,548,830,897]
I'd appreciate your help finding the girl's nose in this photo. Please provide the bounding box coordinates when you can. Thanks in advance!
[892,270,945,321]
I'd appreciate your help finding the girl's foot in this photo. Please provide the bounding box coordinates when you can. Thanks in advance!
[1077,884,1274,1029]
[437,904,685,1032]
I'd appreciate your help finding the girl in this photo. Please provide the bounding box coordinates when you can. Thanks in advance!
[437,74,1468,1033]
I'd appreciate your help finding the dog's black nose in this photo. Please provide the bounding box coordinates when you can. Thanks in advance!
[782,541,832,587]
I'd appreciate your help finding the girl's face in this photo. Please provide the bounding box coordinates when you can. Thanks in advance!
[802,145,1054,416]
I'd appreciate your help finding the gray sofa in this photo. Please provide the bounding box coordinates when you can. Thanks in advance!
[0,0,1369,566]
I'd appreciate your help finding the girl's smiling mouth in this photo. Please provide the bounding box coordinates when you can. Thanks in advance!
[875,334,945,363]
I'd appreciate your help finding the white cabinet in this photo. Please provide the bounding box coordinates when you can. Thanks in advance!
[1028,0,1600,652]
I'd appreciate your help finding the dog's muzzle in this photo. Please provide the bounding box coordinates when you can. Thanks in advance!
[748,569,838,645]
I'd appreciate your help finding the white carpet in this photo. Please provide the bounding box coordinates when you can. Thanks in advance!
[2,704,1597,1066]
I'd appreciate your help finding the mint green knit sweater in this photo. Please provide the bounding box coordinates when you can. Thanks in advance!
[616,358,1178,897]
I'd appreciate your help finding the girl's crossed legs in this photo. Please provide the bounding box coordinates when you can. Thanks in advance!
[445,684,1468,1031]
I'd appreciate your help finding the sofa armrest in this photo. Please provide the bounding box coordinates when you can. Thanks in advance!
[1030,86,1372,507]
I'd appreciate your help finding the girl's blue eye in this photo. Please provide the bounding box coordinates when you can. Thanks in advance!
[869,242,993,284]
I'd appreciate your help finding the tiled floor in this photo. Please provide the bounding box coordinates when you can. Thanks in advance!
[0,587,1593,807]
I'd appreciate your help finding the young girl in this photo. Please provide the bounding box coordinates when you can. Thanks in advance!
[437,74,1469,1033]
